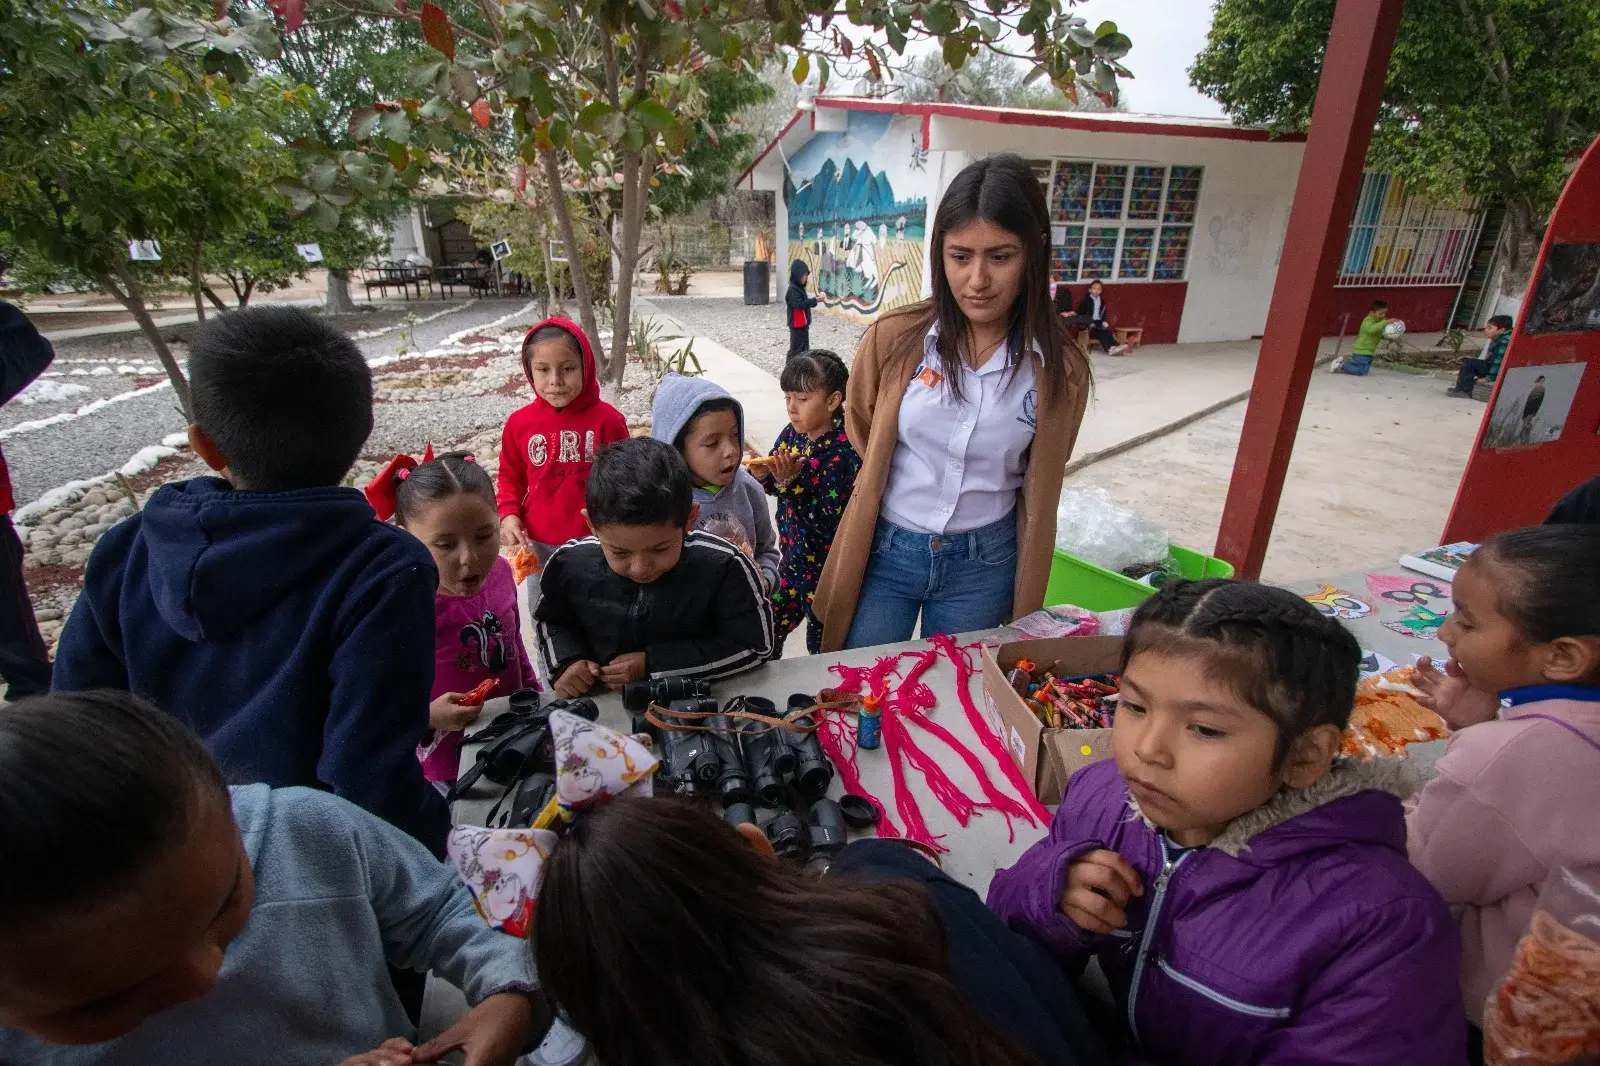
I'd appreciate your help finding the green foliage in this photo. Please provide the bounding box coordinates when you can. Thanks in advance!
[900,48,1125,111]
[651,68,774,219]
[1192,0,1600,288]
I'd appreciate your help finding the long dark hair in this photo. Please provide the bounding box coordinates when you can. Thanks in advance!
[890,154,1081,404]
[534,798,1039,1066]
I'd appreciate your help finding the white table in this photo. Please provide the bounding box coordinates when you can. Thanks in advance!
[452,629,1049,898]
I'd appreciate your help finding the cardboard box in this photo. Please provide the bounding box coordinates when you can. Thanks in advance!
[980,636,1123,805]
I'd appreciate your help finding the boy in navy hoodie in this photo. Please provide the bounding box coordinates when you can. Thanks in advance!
[53,307,448,855]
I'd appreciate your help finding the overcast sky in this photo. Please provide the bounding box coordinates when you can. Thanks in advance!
[1085,0,1227,118]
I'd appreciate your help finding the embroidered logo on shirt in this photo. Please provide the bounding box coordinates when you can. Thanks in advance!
[1018,389,1038,429]
[528,430,598,467]
[913,363,944,389]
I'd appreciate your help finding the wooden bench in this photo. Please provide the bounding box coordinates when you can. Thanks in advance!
[1070,325,1144,353]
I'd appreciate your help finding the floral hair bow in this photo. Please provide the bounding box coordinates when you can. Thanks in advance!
[446,709,659,936]
[363,442,435,520]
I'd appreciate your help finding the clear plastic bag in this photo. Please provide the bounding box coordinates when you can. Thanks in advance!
[1484,867,1600,1065]
[1053,484,1172,574]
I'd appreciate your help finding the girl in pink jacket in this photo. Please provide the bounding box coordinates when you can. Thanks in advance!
[1407,524,1600,1041]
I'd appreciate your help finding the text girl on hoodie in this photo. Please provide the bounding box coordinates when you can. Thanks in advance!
[650,375,781,593]
[1406,524,1600,1036]
[747,349,861,654]
[988,579,1465,1066]
[785,260,822,357]
[497,319,629,563]
[370,451,536,792]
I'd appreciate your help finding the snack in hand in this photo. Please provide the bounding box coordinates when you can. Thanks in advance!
[741,454,777,475]
[1341,666,1449,758]
[510,545,541,585]
[460,678,499,707]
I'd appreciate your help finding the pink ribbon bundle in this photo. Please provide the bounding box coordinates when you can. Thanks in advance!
[815,638,1045,854]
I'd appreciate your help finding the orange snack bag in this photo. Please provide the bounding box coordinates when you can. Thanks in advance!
[1484,870,1600,1065]
[511,546,541,585]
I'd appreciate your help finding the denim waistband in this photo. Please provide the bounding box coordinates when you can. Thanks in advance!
[873,511,1016,556]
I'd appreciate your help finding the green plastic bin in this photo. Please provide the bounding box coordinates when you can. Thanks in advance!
[1042,544,1235,613]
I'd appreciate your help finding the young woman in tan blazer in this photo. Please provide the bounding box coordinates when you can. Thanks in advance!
[813,154,1092,652]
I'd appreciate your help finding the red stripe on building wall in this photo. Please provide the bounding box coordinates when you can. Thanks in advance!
[1325,285,1459,335]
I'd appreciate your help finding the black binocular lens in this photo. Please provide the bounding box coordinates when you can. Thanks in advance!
[507,688,542,715]
[808,797,848,857]
[707,714,753,808]
[782,712,833,800]
[621,677,712,712]
[724,802,756,829]
[765,808,810,860]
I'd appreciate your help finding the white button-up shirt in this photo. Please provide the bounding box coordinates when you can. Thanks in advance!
[879,326,1039,536]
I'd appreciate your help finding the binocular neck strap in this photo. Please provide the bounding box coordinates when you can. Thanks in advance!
[644,700,823,735]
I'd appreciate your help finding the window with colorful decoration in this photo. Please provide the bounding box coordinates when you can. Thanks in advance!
[1039,160,1202,284]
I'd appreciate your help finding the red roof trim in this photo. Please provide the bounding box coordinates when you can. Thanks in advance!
[814,97,1306,144]
[736,109,807,188]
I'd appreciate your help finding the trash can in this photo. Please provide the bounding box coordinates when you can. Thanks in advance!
[743,259,770,305]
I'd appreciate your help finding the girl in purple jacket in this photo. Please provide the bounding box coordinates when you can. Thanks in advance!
[989,580,1466,1066]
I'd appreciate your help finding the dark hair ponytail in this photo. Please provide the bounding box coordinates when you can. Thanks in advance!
[780,349,849,429]
[535,797,1040,1066]
[1480,524,1600,643]
[393,451,497,526]
[1124,579,1361,763]
[0,691,227,932]
[891,153,1085,405]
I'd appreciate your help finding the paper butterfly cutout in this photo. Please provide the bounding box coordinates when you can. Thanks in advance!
[447,709,659,935]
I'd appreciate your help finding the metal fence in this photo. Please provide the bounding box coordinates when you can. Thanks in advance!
[640,222,776,270]
[1337,172,1485,287]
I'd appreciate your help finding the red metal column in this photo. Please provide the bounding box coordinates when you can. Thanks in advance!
[1213,0,1406,578]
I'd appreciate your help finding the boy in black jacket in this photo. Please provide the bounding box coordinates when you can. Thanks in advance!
[536,438,776,697]
[785,259,823,357]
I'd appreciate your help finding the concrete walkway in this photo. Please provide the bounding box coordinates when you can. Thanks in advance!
[639,303,1485,586]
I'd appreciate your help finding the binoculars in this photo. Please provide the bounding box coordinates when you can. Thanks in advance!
[724,795,848,862]
[447,690,599,812]
[636,693,834,806]
[635,691,841,865]
[621,676,712,713]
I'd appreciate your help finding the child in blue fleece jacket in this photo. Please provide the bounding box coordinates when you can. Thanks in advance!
[0,692,539,1066]
[52,307,447,854]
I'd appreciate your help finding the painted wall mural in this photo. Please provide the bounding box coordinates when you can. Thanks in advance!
[784,111,930,321]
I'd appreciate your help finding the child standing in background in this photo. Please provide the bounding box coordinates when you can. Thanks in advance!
[650,375,781,593]
[1406,525,1600,1050]
[750,350,860,653]
[371,451,536,791]
[785,260,822,357]
[497,318,628,564]
[1331,299,1389,376]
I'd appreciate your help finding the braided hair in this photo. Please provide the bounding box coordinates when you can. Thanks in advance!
[393,450,496,527]
[1123,579,1361,764]
[780,349,849,429]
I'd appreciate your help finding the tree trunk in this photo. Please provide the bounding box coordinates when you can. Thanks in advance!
[189,239,207,324]
[539,146,603,360]
[607,148,647,385]
[1498,198,1543,298]
[537,216,563,317]
[105,261,193,421]
[326,269,357,314]
[201,284,230,313]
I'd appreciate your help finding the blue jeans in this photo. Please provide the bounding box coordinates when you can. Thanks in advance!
[1339,353,1373,375]
[844,513,1017,649]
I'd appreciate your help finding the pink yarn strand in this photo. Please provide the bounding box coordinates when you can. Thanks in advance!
[928,634,1050,825]
[814,710,899,838]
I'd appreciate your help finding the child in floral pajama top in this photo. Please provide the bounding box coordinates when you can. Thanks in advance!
[754,351,861,653]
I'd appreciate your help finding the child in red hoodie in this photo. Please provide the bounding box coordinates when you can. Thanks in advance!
[497,318,630,561]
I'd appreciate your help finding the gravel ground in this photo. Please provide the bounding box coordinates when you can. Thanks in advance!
[645,296,869,378]
[3,299,520,507]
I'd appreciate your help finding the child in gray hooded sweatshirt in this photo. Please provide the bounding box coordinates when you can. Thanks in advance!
[651,375,782,593]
